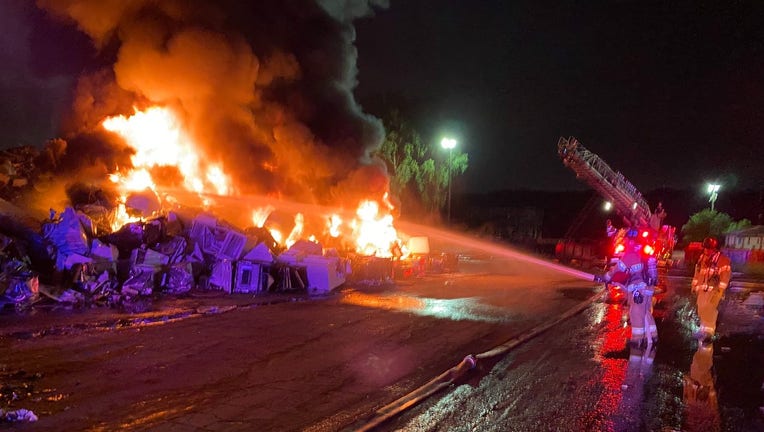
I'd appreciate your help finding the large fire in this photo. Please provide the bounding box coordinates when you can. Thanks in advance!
[353,200,399,257]
[102,106,402,257]
[102,106,232,196]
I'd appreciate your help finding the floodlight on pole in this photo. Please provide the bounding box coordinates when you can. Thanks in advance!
[707,183,721,211]
[441,137,457,224]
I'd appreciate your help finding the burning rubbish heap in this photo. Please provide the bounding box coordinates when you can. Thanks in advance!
[0,0,461,312]
[0,193,409,311]
[0,156,452,312]
[0,99,449,311]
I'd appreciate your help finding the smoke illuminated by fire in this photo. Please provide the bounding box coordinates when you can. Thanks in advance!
[38,0,387,208]
[34,1,399,255]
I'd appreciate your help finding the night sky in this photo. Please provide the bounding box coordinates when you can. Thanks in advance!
[1,0,762,198]
[354,0,764,194]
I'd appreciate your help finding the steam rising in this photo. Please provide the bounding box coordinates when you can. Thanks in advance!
[36,0,387,206]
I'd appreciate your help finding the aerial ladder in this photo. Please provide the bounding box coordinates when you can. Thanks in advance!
[557,136,675,272]
[557,136,651,227]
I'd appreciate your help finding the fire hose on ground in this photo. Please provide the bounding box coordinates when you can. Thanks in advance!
[353,275,604,432]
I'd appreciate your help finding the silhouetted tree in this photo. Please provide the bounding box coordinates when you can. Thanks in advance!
[376,110,468,216]
[680,209,751,243]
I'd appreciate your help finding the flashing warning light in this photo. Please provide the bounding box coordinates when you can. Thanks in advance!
[614,244,625,254]
[641,230,649,238]
[643,244,655,255]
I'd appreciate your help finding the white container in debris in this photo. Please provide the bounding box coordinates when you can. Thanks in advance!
[408,236,430,255]
[62,253,92,270]
[302,255,345,294]
[278,239,323,265]
[242,242,275,264]
[209,260,233,293]
[90,239,118,261]
[233,261,266,294]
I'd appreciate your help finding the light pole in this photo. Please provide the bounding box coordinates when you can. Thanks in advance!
[441,137,457,224]
[707,183,721,211]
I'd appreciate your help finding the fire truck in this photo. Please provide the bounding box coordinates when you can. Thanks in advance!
[556,136,676,295]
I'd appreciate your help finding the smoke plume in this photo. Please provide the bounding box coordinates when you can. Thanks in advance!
[36,0,388,207]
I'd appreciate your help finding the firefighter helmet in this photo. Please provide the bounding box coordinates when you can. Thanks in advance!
[702,237,719,250]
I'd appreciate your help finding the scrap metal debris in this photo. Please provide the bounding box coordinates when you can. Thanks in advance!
[0,145,448,311]
[0,201,376,311]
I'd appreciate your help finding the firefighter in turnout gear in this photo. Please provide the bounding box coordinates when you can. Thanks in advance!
[691,237,732,343]
[596,229,659,347]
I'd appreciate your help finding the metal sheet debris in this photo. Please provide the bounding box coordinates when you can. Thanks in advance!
[0,198,366,310]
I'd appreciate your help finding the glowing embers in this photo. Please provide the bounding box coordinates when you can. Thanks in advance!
[102,106,232,197]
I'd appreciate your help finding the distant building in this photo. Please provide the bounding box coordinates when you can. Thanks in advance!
[723,225,764,266]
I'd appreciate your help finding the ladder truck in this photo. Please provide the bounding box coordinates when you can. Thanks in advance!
[557,136,676,292]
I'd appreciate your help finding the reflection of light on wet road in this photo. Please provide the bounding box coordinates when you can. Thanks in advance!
[116,406,192,431]
[340,291,515,323]
[584,301,629,430]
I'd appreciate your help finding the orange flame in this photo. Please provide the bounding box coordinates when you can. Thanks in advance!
[251,206,275,228]
[102,106,232,196]
[353,200,399,257]
[285,213,305,249]
[327,214,342,238]
[100,106,403,257]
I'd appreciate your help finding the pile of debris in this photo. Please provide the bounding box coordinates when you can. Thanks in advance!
[0,139,64,203]
[0,204,353,311]
[0,146,39,194]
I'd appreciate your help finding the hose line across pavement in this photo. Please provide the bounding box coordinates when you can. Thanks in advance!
[352,282,605,432]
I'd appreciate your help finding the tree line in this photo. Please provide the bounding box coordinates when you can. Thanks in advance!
[375,110,468,218]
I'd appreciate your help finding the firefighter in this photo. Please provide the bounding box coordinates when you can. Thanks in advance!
[691,237,732,343]
[605,219,617,238]
[595,230,659,347]
[649,201,667,230]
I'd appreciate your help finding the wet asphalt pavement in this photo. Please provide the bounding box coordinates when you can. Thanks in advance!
[0,260,762,432]
[373,274,764,432]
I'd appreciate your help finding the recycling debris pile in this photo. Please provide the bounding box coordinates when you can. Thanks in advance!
[0,142,459,312]
[0,203,355,311]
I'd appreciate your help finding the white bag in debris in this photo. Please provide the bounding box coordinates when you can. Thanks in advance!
[0,408,38,422]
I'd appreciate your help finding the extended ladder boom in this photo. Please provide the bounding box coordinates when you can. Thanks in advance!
[557,136,651,227]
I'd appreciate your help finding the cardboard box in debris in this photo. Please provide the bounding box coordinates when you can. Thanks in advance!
[0,205,356,309]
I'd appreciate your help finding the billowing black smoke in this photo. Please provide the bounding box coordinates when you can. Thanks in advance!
[32,0,389,206]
